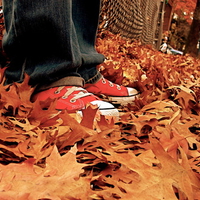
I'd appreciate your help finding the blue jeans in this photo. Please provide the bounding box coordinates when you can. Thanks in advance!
[2,0,105,90]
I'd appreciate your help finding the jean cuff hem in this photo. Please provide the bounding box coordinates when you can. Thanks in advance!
[85,70,102,84]
[36,76,85,92]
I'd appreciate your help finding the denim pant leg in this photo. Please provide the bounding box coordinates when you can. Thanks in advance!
[72,0,105,84]
[2,0,105,88]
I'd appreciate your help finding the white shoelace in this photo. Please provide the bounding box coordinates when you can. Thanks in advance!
[55,86,93,102]
[102,78,121,90]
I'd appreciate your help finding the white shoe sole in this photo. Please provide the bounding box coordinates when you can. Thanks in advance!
[106,95,139,105]
[100,87,139,105]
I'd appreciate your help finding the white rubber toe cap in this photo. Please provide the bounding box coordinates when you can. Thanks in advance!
[127,87,139,97]
[91,100,119,116]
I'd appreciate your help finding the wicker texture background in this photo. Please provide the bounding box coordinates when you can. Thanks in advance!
[99,0,161,45]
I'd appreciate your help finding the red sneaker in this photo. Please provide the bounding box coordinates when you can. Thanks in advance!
[32,86,119,116]
[85,78,139,105]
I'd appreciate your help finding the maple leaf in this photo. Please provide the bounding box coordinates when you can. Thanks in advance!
[80,104,99,129]
[168,85,197,109]
[0,84,21,113]
[14,74,34,103]
[0,146,93,199]
[28,97,60,127]
[150,136,200,199]
[89,137,200,200]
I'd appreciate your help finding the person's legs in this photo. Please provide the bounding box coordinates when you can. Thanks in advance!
[70,0,139,104]
[2,0,119,116]
[71,0,104,84]
[2,0,104,88]
[2,0,138,115]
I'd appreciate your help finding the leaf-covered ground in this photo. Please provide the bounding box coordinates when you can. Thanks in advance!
[0,30,199,200]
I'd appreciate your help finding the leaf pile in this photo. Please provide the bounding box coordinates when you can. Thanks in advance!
[96,31,200,109]
[0,31,199,199]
